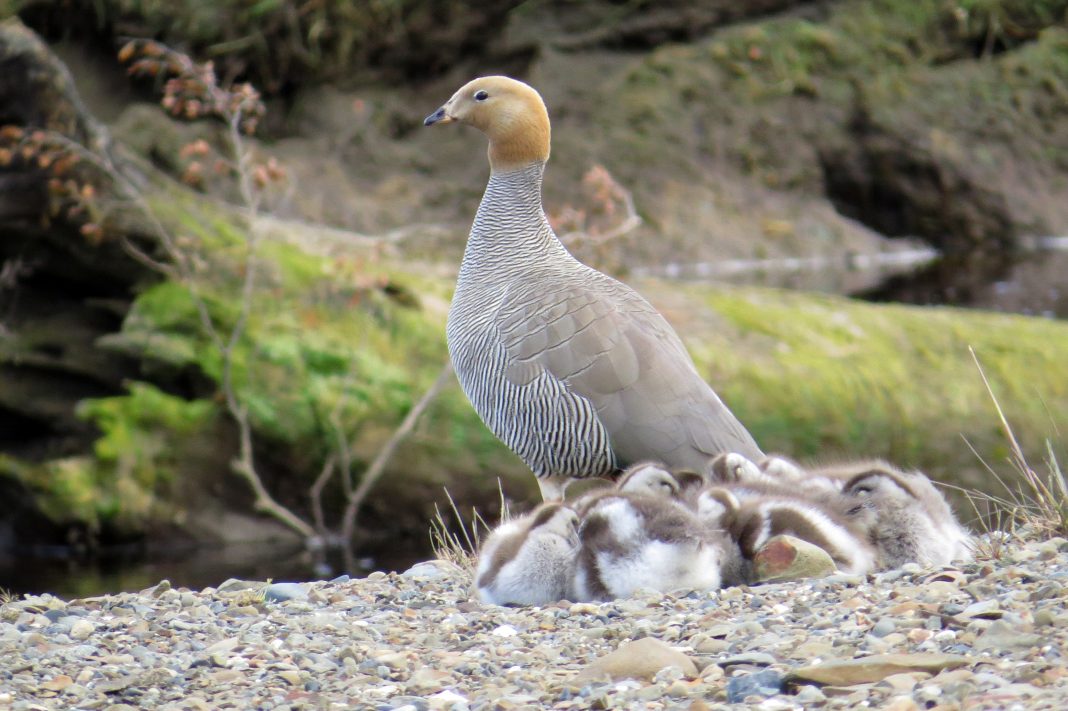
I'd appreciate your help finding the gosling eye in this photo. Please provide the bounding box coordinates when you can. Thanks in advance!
[474,90,489,101]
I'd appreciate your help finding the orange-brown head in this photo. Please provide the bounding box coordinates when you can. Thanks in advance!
[424,76,550,173]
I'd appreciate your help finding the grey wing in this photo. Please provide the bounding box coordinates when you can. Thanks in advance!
[495,277,762,471]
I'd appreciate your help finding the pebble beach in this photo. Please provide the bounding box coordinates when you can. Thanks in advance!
[2,534,1066,710]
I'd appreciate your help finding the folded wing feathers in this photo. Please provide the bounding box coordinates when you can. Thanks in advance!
[495,277,760,468]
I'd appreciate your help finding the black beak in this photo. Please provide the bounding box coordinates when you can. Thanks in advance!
[424,107,450,126]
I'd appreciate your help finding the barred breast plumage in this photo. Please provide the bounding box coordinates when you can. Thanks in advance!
[425,75,762,500]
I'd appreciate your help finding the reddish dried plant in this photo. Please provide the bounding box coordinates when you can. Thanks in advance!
[0,125,108,244]
[118,41,288,195]
[549,164,640,245]
[119,40,265,135]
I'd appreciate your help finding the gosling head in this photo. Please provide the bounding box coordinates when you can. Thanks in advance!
[839,466,972,567]
[424,75,550,173]
[616,462,681,498]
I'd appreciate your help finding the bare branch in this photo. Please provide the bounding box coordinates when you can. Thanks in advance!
[229,412,316,539]
[110,41,315,541]
[309,453,337,535]
[557,164,642,248]
[340,361,455,558]
[328,406,355,498]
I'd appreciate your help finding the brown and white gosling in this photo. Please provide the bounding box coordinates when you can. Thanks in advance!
[711,453,974,569]
[833,464,974,568]
[697,485,877,576]
[680,455,879,575]
[614,461,706,499]
[572,488,734,601]
[475,502,580,606]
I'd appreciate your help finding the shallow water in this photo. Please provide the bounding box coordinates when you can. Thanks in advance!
[0,540,423,599]
[632,246,941,295]
[640,241,1068,319]
[865,247,1068,319]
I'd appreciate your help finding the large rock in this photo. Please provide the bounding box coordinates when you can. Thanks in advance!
[818,114,1020,255]
[786,653,969,687]
[752,534,837,583]
[0,19,178,554]
[573,638,698,683]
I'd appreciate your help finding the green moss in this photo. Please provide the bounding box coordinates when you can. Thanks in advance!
[128,186,1068,501]
[0,384,215,532]
[96,192,511,484]
[672,285,1068,489]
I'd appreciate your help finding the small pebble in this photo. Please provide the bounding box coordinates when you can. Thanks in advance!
[726,669,783,703]
[1034,608,1057,627]
[68,620,94,641]
[871,618,896,637]
[264,582,308,602]
[794,684,827,704]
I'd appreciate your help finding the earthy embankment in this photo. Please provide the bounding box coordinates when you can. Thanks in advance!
[1,534,1065,710]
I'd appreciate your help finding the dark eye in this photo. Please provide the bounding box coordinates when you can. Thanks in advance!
[474,90,489,101]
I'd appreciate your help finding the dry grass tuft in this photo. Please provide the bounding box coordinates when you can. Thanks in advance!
[429,483,509,577]
[958,348,1068,559]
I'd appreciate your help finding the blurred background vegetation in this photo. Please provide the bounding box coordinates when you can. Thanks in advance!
[1,0,1066,596]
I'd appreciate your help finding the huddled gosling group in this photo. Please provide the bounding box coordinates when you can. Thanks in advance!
[476,454,973,606]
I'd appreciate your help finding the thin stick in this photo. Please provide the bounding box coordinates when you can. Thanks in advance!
[309,453,337,535]
[340,360,455,553]
[969,347,1027,465]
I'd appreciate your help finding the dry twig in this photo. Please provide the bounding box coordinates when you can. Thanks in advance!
[961,347,1068,541]
[556,164,642,248]
[340,360,455,568]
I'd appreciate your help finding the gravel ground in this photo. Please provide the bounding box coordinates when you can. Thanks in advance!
[1,534,1065,710]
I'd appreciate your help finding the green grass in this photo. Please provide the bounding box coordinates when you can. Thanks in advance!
[674,284,1068,491]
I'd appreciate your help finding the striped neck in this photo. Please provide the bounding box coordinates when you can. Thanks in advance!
[461,161,569,278]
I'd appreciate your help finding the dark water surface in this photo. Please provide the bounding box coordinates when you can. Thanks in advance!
[641,242,1068,319]
[862,246,1068,319]
[0,540,423,599]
